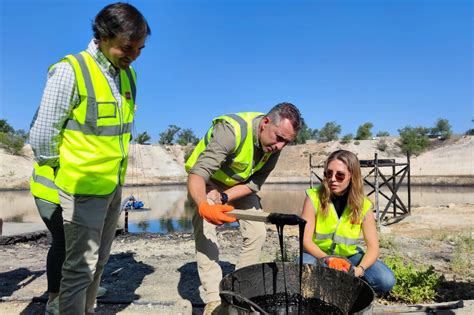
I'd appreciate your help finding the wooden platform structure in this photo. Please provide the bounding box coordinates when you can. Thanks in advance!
[309,152,411,226]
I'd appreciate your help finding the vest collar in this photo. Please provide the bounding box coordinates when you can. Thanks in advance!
[87,39,120,77]
[252,115,263,148]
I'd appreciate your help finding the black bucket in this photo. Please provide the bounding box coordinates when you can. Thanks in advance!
[220,262,374,314]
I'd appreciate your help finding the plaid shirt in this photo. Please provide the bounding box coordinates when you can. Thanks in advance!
[29,39,123,167]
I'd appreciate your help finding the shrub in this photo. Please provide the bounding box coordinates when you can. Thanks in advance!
[450,234,474,276]
[355,122,373,140]
[377,139,388,152]
[0,119,14,134]
[384,255,442,303]
[135,131,151,144]
[340,133,353,144]
[158,124,181,145]
[317,121,341,142]
[176,128,199,145]
[0,132,25,155]
[377,131,390,137]
[398,126,430,155]
[379,235,398,251]
[430,118,452,140]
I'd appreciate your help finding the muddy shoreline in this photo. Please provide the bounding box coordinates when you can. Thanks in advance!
[1,202,473,314]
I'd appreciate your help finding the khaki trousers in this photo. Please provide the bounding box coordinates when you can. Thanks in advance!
[193,185,267,303]
[58,187,122,315]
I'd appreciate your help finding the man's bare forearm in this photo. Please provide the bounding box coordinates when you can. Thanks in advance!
[187,173,208,206]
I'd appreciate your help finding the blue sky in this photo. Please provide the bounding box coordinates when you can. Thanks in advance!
[1,0,472,141]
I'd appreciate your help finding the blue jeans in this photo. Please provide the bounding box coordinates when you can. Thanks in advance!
[302,248,395,293]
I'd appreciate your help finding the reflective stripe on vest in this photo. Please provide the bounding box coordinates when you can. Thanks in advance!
[185,112,272,186]
[306,186,372,256]
[53,51,136,196]
[30,163,60,204]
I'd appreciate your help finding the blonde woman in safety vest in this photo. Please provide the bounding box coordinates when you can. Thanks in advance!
[301,150,395,293]
[29,3,150,314]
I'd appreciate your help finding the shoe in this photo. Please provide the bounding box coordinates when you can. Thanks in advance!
[203,301,221,315]
[96,286,107,298]
[45,296,59,315]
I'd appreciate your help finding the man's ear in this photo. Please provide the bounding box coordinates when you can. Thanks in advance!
[99,36,110,44]
[262,116,271,125]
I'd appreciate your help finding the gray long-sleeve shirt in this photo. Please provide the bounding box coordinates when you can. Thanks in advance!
[29,39,123,167]
[189,116,280,192]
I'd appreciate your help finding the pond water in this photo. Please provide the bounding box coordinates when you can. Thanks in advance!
[1,184,473,234]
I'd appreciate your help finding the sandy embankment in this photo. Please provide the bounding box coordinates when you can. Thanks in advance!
[0,136,473,190]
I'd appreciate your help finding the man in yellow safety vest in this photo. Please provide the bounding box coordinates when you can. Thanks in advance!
[185,103,303,314]
[29,3,151,314]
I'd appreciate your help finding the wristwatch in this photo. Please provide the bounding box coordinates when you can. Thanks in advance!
[220,192,229,204]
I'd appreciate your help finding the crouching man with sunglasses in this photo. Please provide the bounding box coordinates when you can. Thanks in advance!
[300,150,395,294]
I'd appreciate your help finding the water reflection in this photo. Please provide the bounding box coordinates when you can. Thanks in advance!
[127,196,196,233]
[1,184,473,234]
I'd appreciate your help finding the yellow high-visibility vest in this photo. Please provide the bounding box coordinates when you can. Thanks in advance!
[30,163,60,204]
[54,51,136,195]
[306,185,372,256]
[185,112,272,187]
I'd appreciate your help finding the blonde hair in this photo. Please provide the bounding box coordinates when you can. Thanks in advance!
[319,150,365,224]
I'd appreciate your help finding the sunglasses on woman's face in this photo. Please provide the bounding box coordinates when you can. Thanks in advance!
[324,170,346,182]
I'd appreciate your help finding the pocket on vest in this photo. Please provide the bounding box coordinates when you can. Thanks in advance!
[97,102,117,119]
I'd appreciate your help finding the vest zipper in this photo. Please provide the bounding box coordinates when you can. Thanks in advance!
[330,203,343,255]
[117,73,125,186]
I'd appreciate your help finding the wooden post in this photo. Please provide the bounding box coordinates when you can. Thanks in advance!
[374,152,380,227]
[392,163,396,217]
[407,152,411,214]
[124,210,129,233]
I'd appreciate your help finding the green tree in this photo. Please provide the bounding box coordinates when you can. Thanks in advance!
[355,122,373,140]
[376,131,390,137]
[430,118,452,140]
[467,119,474,135]
[317,121,341,142]
[158,124,181,145]
[293,123,317,145]
[0,121,26,155]
[135,131,151,144]
[0,132,26,155]
[398,126,430,155]
[0,119,14,134]
[176,128,199,145]
[14,129,28,142]
[340,133,353,144]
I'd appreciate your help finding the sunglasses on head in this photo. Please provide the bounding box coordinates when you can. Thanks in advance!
[324,170,346,182]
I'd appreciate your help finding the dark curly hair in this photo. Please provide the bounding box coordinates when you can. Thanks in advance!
[93,2,151,41]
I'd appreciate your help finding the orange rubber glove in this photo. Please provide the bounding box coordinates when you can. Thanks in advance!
[325,257,351,272]
[198,202,236,225]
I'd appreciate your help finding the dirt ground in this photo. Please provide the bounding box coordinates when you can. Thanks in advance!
[0,203,473,314]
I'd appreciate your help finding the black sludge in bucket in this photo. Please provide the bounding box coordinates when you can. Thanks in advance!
[220,262,374,314]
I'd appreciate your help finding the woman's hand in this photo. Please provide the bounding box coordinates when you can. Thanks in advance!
[354,265,365,277]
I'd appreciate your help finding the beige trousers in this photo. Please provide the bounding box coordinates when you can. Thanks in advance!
[193,185,267,303]
[58,187,122,315]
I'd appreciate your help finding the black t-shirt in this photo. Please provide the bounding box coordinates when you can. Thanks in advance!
[331,192,349,218]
